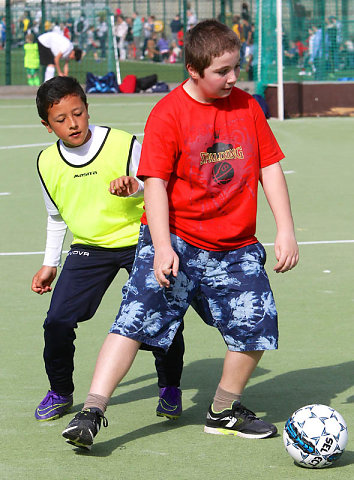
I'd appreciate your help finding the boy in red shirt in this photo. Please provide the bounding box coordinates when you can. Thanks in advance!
[62,19,299,449]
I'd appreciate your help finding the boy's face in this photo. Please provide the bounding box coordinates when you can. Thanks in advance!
[42,94,90,148]
[187,49,241,103]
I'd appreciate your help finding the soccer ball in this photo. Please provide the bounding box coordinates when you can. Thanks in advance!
[283,404,348,468]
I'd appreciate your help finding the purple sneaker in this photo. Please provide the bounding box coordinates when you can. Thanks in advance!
[35,390,73,421]
[156,386,182,420]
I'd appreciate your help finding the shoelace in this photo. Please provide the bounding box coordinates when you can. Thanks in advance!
[100,413,109,428]
[80,408,109,428]
[232,403,258,420]
[45,391,68,403]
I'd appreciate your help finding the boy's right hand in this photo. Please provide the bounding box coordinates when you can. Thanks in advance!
[109,176,138,197]
[153,245,179,288]
[31,266,57,295]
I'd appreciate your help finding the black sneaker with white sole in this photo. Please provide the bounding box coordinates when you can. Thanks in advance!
[204,400,277,439]
[62,408,108,449]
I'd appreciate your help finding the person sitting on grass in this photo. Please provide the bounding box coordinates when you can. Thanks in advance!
[32,76,185,423]
[62,19,299,450]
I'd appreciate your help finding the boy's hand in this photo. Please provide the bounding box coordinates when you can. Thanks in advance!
[109,176,138,197]
[31,266,57,294]
[153,245,179,288]
[273,231,299,273]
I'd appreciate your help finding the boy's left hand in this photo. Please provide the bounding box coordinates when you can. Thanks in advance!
[109,176,138,197]
[273,231,299,273]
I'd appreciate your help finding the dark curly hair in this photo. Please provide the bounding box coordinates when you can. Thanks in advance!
[36,76,87,123]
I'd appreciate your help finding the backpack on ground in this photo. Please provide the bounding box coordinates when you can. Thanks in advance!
[85,72,119,94]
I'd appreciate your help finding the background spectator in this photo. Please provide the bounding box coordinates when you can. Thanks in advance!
[132,11,143,59]
[143,15,155,58]
[187,9,197,30]
[114,14,128,60]
[156,32,169,62]
[96,16,108,59]
[170,14,183,42]
[74,14,89,50]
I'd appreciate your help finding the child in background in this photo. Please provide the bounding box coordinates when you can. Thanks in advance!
[24,33,40,86]
[86,25,99,61]
[62,20,298,450]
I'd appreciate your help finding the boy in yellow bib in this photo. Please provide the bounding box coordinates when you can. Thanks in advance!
[24,33,40,86]
[32,76,184,421]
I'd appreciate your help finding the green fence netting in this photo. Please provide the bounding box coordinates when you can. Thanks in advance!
[0,0,353,88]
[255,0,354,94]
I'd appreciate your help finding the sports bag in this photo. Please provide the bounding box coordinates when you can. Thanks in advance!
[86,72,119,94]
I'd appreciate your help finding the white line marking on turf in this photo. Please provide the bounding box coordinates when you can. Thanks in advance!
[0,142,52,150]
[0,192,11,195]
[141,450,168,456]
[1,240,354,257]
[283,170,295,174]
[0,250,69,256]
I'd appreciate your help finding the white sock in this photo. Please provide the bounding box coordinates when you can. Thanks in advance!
[45,65,55,81]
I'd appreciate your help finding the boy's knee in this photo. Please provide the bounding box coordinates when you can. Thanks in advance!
[44,310,78,331]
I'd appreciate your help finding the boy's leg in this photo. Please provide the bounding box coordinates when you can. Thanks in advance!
[212,350,263,411]
[153,321,185,388]
[205,349,277,439]
[153,322,185,419]
[219,350,263,395]
[88,333,140,398]
[62,225,200,448]
[125,248,185,419]
[62,333,140,450]
[198,243,278,438]
[36,247,126,421]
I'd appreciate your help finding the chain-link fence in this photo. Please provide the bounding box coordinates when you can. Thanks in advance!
[0,0,253,85]
[0,0,353,88]
[255,0,354,93]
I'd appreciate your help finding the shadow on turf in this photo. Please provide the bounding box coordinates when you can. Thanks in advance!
[69,359,354,457]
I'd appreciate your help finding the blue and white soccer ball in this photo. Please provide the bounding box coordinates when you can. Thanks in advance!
[283,404,348,468]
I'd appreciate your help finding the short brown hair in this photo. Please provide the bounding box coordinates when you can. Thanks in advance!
[184,20,241,77]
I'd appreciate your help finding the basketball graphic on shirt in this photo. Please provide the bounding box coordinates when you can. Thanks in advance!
[212,162,234,185]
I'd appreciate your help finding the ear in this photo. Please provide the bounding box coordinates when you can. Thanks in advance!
[186,63,200,81]
[85,103,90,120]
[41,119,53,134]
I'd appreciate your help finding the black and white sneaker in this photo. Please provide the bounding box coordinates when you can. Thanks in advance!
[204,401,277,439]
[62,408,108,450]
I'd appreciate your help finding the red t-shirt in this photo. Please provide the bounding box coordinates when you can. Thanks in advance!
[138,82,284,251]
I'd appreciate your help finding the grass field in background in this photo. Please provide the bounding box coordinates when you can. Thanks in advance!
[0,48,247,86]
[0,48,189,85]
[0,94,353,480]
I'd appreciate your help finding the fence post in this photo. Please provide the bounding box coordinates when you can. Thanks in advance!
[41,0,46,34]
[183,0,188,80]
[5,0,11,85]
[220,0,226,23]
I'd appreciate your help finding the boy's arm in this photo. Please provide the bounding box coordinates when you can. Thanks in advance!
[31,214,67,294]
[144,177,179,288]
[54,52,64,76]
[109,139,144,197]
[259,162,299,273]
[63,59,69,76]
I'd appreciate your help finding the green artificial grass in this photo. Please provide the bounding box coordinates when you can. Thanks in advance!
[1,96,353,479]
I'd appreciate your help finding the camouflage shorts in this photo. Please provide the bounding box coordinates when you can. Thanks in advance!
[110,224,278,352]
